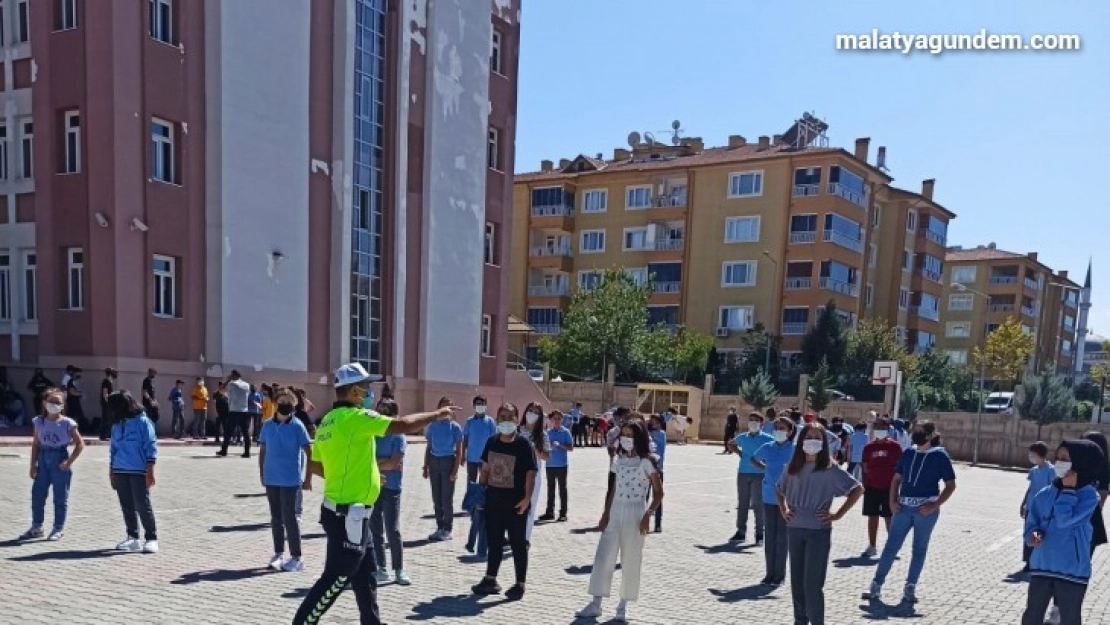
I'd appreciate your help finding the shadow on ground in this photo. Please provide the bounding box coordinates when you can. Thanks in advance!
[210,522,271,533]
[8,548,129,562]
[694,542,757,555]
[406,594,510,621]
[171,568,274,585]
[708,584,779,603]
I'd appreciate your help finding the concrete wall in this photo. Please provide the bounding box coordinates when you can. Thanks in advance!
[913,410,1110,467]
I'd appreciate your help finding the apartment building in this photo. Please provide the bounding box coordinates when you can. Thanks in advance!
[939,245,1080,376]
[509,118,954,372]
[0,0,522,415]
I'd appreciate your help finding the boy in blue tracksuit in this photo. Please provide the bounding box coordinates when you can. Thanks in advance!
[107,390,160,554]
[1020,441,1056,572]
[1021,439,1103,625]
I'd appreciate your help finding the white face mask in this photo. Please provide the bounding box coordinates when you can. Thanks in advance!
[873,430,889,440]
[619,437,635,451]
[1029,453,1040,466]
[748,422,761,433]
[1054,461,1072,479]
[525,412,540,425]
[773,430,789,443]
[802,439,824,455]
[497,421,517,435]
[45,402,63,415]
[474,405,487,415]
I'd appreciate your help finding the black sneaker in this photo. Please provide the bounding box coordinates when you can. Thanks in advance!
[241,452,251,459]
[759,576,772,585]
[653,524,662,533]
[215,450,227,457]
[504,584,525,601]
[729,531,745,543]
[557,515,567,522]
[538,513,555,522]
[472,578,501,596]
[755,535,764,545]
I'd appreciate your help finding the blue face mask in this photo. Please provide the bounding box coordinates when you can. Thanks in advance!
[361,389,376,410]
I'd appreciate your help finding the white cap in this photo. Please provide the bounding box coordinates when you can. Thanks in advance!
[334,363,372,388]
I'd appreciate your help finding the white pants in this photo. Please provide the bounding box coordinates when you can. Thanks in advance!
[526,459,544,541]
[588,501,647,601]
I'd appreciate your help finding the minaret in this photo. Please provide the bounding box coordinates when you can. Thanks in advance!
[1074,259,1093,379]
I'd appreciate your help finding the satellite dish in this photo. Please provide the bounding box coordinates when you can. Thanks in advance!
[644,131,656,146]
[672,120,682,130]
[627,131,641,148]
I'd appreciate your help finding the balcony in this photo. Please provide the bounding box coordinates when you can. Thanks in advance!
[789,231,816,244]
[827,183,868,209]
[909,306,940,322]
[988,303,1015,313]
[530,203,574,230]
[528,244,573,272]
[528,285,568,298]
[529,244,571,258]
[785,277,812,290]
[919,229,947,247]
[651,194,686,208]
[653,281,681,294]
[819,277,859,297]
[532,324,561,336]
[1022,305,1037,318]
[823,230,863,253]
[793,184,819,197]
[919,269,943,283]
[1024,277,1040,292]
[782,322,808,335]
[651,238,684,252]
[989,275,1018,286]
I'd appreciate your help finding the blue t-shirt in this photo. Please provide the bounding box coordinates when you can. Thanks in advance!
[754,440,796,505]
[248,392,263,415]
[895,447,957,504]
[426,419,463,458]
[762,421,775,434]
[547,426,574,468]
[376,433,407,492]
[463,415,498,464]
[1027,462,1056,509]
[169,388,184,410]
[849,431,870,463]
[734,431,775,474]
[651,429,667,472]
[258,418,311,488]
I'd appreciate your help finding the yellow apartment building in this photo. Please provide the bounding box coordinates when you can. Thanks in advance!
[509,118,958,374]
[939,245,1080,377]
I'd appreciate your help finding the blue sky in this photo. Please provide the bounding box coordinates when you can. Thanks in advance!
[515,1,1109,336]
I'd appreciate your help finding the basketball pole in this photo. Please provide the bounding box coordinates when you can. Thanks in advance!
[893,371,903,420]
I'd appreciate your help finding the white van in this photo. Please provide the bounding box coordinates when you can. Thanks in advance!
[983,392,1015,414]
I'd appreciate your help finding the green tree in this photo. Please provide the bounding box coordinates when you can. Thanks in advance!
[740,370,780,412]
[807,358,833,414]
[736,323,782,383]
[973,317,1035,389]
[912,347,977,411]
[671,329,716,383]
[842,319,912,400]
[801,300,848,377]
[1020,372,1077,437]
[630,327,676,380]
[899,383,921,422]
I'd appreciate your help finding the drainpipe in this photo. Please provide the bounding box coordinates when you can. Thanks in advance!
[3,24,21,362]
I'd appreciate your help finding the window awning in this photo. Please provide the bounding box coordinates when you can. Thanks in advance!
[507,315,533,334]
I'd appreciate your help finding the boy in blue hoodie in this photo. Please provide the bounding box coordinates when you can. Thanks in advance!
[1021,439,1102,625]
[1020,441,1056,573]
[107,390,160,554]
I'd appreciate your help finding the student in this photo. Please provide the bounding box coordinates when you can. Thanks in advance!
[247,385,263,444]
[463,479,488,559]
[576,420,663,623]
[860,418,902,557]
[729,412,774,544]
[423,396,464,541]
[472,403,537,601]
[723,406,739,454]
[99,368,117,441]
[212,382,231,448]
[751,416,795,586]
[1021,442,1056,572]
[20,388,85,541]
[1021,440,1103,625]
[647,414,667,532]
[540,410,574,523]
[866,420,957,604]
[107,390,159,554]
[169,380,186,439]
[777,423,863,625]
[258,387,312,572]
[762,407,778,434]
[189,378,209,440]
[1080,431,1110,556]
[847,422,869,480]
[371,399,410,585]
[672,413,690,445]
[462,395,497,483]
[520,401,551,543]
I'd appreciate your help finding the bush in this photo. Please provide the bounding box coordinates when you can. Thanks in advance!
[1075,401,1095,422]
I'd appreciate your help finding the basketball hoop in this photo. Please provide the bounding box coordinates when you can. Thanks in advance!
[871,377,889,387]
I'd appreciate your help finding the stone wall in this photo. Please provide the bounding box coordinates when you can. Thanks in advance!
[914,411,1110,467]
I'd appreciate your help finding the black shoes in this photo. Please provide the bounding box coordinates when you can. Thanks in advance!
[729,531,745,543]
[504,584,525,601]
[472,578,501,596]
[538,513,555,522]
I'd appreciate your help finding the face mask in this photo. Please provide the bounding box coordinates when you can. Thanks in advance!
[1029,454,1040,466]
[525,412,540,424]
[497,421,517,435]
[361,389,376,410]
[873,430,888,440]
[619,437,635,451]
[802,439,824,455]
[911,432,929,446]
[197,381,205,387]
[773,430,788,443]
[474,405,487,415]
[748,422,761,433]
[45,402,63,415]
[277,404,295,416]
[1054,461,1072,479]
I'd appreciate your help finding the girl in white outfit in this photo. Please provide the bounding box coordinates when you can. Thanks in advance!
[577,419,664,623]
[519,402,550,544]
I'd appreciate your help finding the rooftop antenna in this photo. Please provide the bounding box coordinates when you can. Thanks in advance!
[661,119,685,145]
[643,131,656,146]
[627,131,641,148]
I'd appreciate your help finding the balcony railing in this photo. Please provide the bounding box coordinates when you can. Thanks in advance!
[827,183,868,209]
[909,306,940,322]
[531,204,573,218]
[528,285,568,297]
[793,184,819,197]
[532,324,561,336]
[823,230,864,253]
[1022,305,1037,318]
[988,303,1015,313]
[819,277,859,297]
[652,195,687,208]
[782,322,808,335]
[989,275,1018,285]
[1024,278,1040,292]
[919,269,943,283]
[653,281,681,294]
[789,231,816,244]
[652,238,684,251]
[785,277,812,290]
[529,245,572,258]
[920,229,947,246]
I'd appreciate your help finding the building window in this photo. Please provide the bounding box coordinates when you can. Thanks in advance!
[868,243,877,268]
[625,185,651,209]
[0,253,9,321]
[56,0,78,30]
[526,307,562,335]
[487,127,500,170]
[151,118,175,183]
[578,271,601,292]
[898,287,909,310]
[481,314,493,356]
[721,261,757,287]
[582,189,607,213]
[150,0,173,43]
[62,111,81,173]
[906,210,917,232]
[719,306,754,331]
[15,0,29,43]
[917,292,941,320]
[901,249,912,272]
[580,230,605,253]
[19,120,32,178]
[484,222,497,265]
[871,206,880,228]
[865,284,873,307]
[728,171,763,198]
[66,248,84,310]
[948,293,974,311]
[152,255,176,317]
[490,30,502,75]
[0,124,7,180]
[946,321,971,338]
[724,216,760,243]
[623,227,649,251]
[22,251,35,321]
[946,349,968,365]
[951,266,976,283]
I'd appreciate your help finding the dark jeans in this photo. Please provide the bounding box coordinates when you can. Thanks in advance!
[466,461,483,483]
[724,427,737,450]
[190,409,207,438]
[294,506,380,625]
[764,504,788,581]
[788,527,832,625]
[99,405,112,439]
[736,473,765,537]
[370,488,403,571]
[654,472,664,527]
[220,412,251,455]
[428,456,457,532]
[267,486,302,558]
[485,493,528,584]
[114,473,157,540]
[31,447,71,530]
[467,508,487,557]
[545,466,568,516]
[1023,575,1086,625]
[171,408,185,438]
[216,412,231,445]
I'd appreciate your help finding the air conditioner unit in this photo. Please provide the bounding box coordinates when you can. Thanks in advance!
[716,327,730,338]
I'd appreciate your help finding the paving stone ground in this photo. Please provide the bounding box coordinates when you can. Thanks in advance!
[1,442,1107,624]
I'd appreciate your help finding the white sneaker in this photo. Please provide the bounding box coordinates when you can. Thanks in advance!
[116,538,142,552]
[282,557,304,572]
[614,601,629,623]
[375,568,391,583]
[142,540,159,554]
[576,600,603,618]
[269,553,284,571]
[1048,606,1061,625]
[863,545,877,558]
[394,569,412,586]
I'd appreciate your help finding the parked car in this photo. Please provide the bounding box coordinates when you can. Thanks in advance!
[983,391,1015,414]
[829,389,855,402]
[528,369,544,382]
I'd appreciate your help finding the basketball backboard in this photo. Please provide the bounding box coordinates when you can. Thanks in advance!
[872,360,899,386]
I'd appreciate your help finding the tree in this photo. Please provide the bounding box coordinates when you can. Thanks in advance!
[1020,372,1077,437]
[807,358,833,414]
[671,329,716,383]
[899,383,921,422]
[973,317,1035,389]
[912,347,977,411]
[736,323,782,383]
[740,370,779,412]
[842,319,913,401]
[801,300,848,377]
